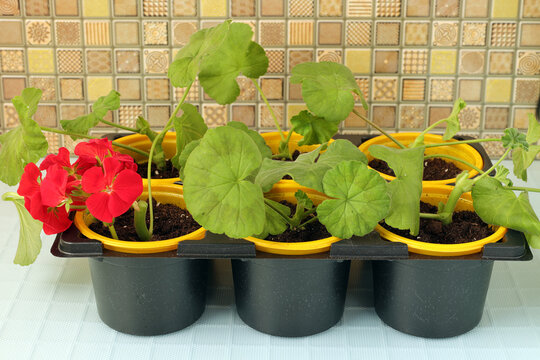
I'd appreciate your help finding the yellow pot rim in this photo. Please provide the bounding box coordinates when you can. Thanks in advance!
[358,132,484,185]
[74,183,205,254]
[375,185,508,256]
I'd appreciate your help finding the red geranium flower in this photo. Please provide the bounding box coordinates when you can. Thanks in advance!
[40,147,73,172]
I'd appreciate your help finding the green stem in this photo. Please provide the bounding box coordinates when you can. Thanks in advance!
[252,78,285,141]
[264,199,294,226]
[68,205,86,210]
[107,224,119,240]
[419,117,452,138]
[424,138,500,149]
[298,215,319,229]
[133,201,151,241]
[2,192,23,201]
[419,212,443,220]
[423,153,485,174]
[99,119,139,133]
[352,109,406,149]
[504,186,540,193]
[110,141,150,158]
[147,81,193,235]
[472,148,512,185]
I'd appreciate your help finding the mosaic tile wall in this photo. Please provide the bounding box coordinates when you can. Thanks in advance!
[0,0,539,156]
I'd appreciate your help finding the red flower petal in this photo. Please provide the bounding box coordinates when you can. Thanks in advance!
[40,147,72,171]
[81,167,106,194]
[86,192,114,223]
[107,191,133,219]
[40,165,69,208]
[102,157,124,185]
[75,139,114,162]
[41,206,72,235]
[111,170,143,203]
[18,163,41,199]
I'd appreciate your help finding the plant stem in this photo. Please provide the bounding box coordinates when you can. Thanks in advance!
[110,141,150,158]
[298,215,319,229]
[504,186,540,193]
[2,192,23,201]
[147,81,193,235]
[99,119,139,133]
[423,153,485,174]
[419,117,451,138]
[264,198,294,226]
[352,109,406,149]
[107,224,119,240]
[133,200,151,241]
[419,212,442,220]
[424,138,500,149]
[472,148,512,185]
[252,78,285,141]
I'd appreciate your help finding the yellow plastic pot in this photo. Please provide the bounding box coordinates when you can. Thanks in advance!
[375,185,507,256]
[112,132,180,185]
[243,183,340,255]
[358,133,483,186]
[74,183,205,254]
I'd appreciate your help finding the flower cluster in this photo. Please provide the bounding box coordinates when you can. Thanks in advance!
[17,139,143,234]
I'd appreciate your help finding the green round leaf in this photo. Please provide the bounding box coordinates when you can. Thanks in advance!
[290,110,338,146]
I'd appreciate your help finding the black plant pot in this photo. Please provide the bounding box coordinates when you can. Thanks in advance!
[372,259,493,338]
[231,258,350,337]
[89,257,208,336]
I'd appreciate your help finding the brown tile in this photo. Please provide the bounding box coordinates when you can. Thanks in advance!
[261,0,283,16]
[406,0,430,16]
[260,78,283,100]
[144,49,169,74]
[114,22,140,46]
[459,50,485,75]
[55,0,78,15]
[514,79,540,105]
[26,20,52,45]
[521,24,540,47]
[318,22,342,45]
[117,78,141,100]
[146,105,171,127]
[404,22,429,45]
[459,106,481,130]
[375,0,401,17]
[236,78,256,101]
[116,50,140,73]
[29,77,56,100]
[232,0,255,16]
[462,22,487,46]
[85,21,111,46]
[60,105,86,121]
[34,105,57,127]
[146,78,170,100]
[114,0,138,16]
[260,21,285,47]
[374,50,399,73]
[289,0,314,17]
[260,104,284,128]
[2,77,25,100]
[288,50,313,72]
[372,106,396,128]
[346,21,371,46]
[459,79,482,102]
[518,51,540,76]
[267,50,285,73]
[402,50,427,74]
[55,21,81,46]
[0,0,20,15]
[485,107,509,129]
[433,21,458,46]
[435,0,459,17]
[144,21,168,45]
[57,50,83,73]
[430,79,454,102]
[402,79,425,101]
[375,22,400,45]
[344,106,368,128]
[231,105,255,127]
[372,77,397,101]
[25,0,50,16]
[0,50,24,73]
[288,80,303,100]
[172,22,197,46]
[289,21,314,45]
[490,23,516,47]
[489,51,514,75]
[317,49,342,63]
[400,105,425,129]
[143,0,168,16]
[203,104,228,127]
[429,106,452,127]
[118,105,143,128]
[173,0,196,16]
[0,20,23,45]
[464,0,488,17]
[523,0,540,18]
[514,108,536,129]
[320,0,343,16]
[87,50,112,73]
[60,78,84,100]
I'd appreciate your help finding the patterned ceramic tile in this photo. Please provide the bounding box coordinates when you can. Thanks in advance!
[430,50,457,75]
[319,0,342,16]
[513,108,536,129]
[406,0,430,17]
[60,105,85,122]
[374,50,398,73]
[402,49,428,74]
[521,24,540,47]
[428,106,452,127]
[87,50,112,74]
[489,51,514,75]
[490,23,517,47]
[317,49,342,63]
[55,21,81,46]
[117,78,141,100]
[400,105,425,128]
[485,78,512,103]
[2,77,25,100]
[0,0,20,15]
[142,22,168,46]
[354,77,370,101]
[432,22,458,46]
[346,21,371,46]
[0,50,24,72]
[430,78,454,102]
[26,20,51,45]
[114,22,140,46]
[60,78,84,100]
[143,0,168,16]
[173,0,196,16]
[514,79,540,105]
[146,105,170,127]
[84,21,111,46]
[113,0,138,16]
[402,79,425,101]
[34,105,57,127]
[464,0,488,17]
[518,51,540,76]
[57,50,83,73]
[458,79,483,102]
[289,0,314,17]
[492,0,518,18]
[288,49,313,72]
[372,77,397,101]
[523,0,540,17]
[87,77,113,101]
[27,49,54,74]
[287,104,308,120]
[0,20,23,45]
[260,21,285,46]
[484,107,509,129]
[203,104,228,127]
[459,50,485,75]
[44,133,61,154]
[144,49,169,74]
[118,105,143,128]
[462,22,487,46]
[233,77,255,101]
[376,0,401,17]
[318,22,342,45]
[375,22,400,46]
[200,0,227,17]
[259,104,284,128]
[373,105,396,127]
[172,22,197,46]
[481,133,504,157]
[404,22,429,45]
[3,104,19,127]
[260,78,284,100]
[174,80,199,101]
[345,49,371,73]
[266,50,285,73]
[289,21,314,45]
[231,105,255,127]
[82,0,109,17]
[25,0,49,16]
[288,79,302,100]
[145,78,170,100]
[116,50,140,73]
[343,106,368,128]
[29,77,56,100]
[459,105,481,129]
[347,0,371,17]
[231,0,255,16]
[435,0,459,17]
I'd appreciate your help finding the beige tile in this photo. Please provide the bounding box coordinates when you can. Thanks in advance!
[143,0,168,16]
[402,79,425,101]
[57,50,83,73]
[404,22,429,45]
[172,22,197,46]
[464,0,488,17]
[0,0,20,15]
[84,21,111,46]
[372,77,397,101]
[44,133,61,154]
[318,22,342,45]
[114,22,140,46]
[429,106,452,127]
[317,49,342,63]
[402,49,428,74]
[346,21,371,46]
[26,20,52,45]
[459,106,481,130]
[484,107,509,129]
[3,104,19,128]
[458,79,482,102]
[173,0,196,16]
[0,50,24,73]
[260,21,285,47]
[289,21,314,45]
[430,79,454,102]
[113,0,138,16]
[376,0,401,17]
[144,49,169,74]
[55,21,81,46]
[400,105,425,129]
[433,21,458,46]
[55,0,78,15]
[260,104,284,128]
[347,0,371,17]
[266,50,285,73]
[354,77,370,101]
[372,106,396,128]
[87,50,112,74]
[288,50,313,72]
[406,0,430,16]
[60,78,84,100]
[2,77,25,100]
[459,50,485,75]
[514,79,540,105]
[489,51,514,75]
[116,50,140,73]
[517,51,540,76]
[232,0,255,16]
[203,104,228,127]
[146,106,171,127]
[29,77,56,100]
[231,105,255,127]
[146,78,170,100]
[34,105,57,127]
[375,22,400,45]
[26,0,50,16]
[60,105,86,121]
[0,21,23,45]
[462,22,487,46]
[435,0,459,17]
[344,106,368,128]
[174,80,199,101]
[374,50,398,73]
[490,23,516,47]
[144,21,168,45]
[261,0,283,16]
[288,81,303,100]
[289,0,314,17]
[514,108,536,129]
[237,78,256,101]
[260,78,283,100]
[319,0,343,16]
[521,24,540,47]
[118,105,143,128]
[523,0,540,17]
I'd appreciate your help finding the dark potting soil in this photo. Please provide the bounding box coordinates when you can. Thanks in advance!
[264,201,331,243]
[88,200,200,241]
[380,202,495,245]
[369,158,462,181]
[136,160,179,179]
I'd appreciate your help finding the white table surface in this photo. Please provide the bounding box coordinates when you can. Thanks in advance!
[1,160,540,360]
